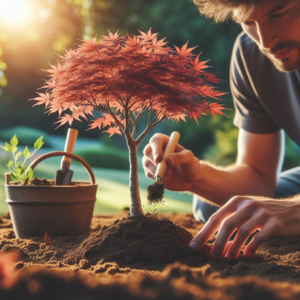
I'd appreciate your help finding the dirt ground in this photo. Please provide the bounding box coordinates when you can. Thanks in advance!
[1,211,300,299]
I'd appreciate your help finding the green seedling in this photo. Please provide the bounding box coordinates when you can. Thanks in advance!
[1,135,44,185]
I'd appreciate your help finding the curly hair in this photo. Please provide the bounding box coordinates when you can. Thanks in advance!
[193,0,260,23]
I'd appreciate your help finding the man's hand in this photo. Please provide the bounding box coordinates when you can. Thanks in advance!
[142,133,201,192]
[189,195,300,259]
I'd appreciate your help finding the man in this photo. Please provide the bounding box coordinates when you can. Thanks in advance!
[142,0,300,259]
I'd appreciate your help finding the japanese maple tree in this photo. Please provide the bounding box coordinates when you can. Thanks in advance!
[31,29,226,217]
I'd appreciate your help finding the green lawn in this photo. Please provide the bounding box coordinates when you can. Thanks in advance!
[0,157,193,215]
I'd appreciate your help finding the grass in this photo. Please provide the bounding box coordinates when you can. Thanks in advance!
[0,157,193,215]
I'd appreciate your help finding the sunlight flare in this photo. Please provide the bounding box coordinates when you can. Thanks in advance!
[0,0,33,27]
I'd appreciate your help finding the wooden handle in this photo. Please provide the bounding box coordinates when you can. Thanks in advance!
[29,151,96,184]
[155,131,180,179]
[61,128,78,172]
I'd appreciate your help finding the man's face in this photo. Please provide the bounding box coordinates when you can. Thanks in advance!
[238,0,300,72]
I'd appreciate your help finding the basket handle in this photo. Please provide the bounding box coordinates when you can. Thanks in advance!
[28,151,96,184]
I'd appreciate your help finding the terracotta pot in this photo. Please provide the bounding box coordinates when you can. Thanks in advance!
[5,151,98,238]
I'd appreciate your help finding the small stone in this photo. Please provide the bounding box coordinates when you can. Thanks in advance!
[15,261,24,269]
[79,259,90,270]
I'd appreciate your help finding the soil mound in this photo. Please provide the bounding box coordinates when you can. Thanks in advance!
[64,213,202,269]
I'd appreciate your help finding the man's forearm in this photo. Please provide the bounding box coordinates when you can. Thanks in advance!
[189,160,276,206]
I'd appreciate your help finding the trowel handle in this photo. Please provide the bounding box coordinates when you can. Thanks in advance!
[155,131,180,179]
[61,128,78,172]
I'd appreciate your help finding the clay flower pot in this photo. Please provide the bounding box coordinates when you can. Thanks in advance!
[5,151,98,238]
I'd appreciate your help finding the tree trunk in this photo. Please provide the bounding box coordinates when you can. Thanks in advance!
[128,144,143,217]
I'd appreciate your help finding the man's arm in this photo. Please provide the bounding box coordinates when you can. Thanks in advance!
[142,129,284,207]
[190,128,284,206]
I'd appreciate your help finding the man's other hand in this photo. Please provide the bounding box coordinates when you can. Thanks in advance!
[142,133,201,192]
[189,195,300,259]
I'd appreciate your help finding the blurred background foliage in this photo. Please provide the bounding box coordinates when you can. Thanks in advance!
[0,0,299,172]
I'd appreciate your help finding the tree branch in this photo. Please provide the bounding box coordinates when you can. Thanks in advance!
[135,111,165,146]
[105,100,125,131]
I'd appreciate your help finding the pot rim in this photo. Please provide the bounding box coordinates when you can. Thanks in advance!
[5,180,98,189]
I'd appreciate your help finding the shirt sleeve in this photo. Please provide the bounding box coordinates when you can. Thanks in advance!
[230,33,281,134]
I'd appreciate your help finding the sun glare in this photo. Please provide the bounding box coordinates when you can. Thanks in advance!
[0,0,33,27]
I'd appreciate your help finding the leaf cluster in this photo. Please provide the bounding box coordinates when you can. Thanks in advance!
[31,28,227,143]
[1,135,44,185]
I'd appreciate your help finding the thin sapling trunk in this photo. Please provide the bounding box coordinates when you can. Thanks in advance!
[128,143,143,217]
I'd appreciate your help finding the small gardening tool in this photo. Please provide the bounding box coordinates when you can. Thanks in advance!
[55,128,78,185]
[147,131,180,204]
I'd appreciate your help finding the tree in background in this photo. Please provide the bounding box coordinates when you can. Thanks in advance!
[32,29,226,216]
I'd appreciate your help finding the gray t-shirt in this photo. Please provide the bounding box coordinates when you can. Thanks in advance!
[231,32,300,147]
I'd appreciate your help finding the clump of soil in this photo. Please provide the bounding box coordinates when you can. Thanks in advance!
[29,177,54,186]
[64,213,200,269]
[147,182,165,205]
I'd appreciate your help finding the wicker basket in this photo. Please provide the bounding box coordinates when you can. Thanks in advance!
[5,151,98,238]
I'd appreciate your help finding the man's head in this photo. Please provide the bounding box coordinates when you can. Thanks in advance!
[194,0,300,72]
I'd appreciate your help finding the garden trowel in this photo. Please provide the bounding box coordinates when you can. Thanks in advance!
[55,128,78,185]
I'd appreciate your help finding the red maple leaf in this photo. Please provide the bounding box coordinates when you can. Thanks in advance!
[208,103,228,118]
[42,62,64,75]
[29,92,52,107]
[103,127,122,137]
[175,42,197,58]
[102,30,120,41]
[138,28,158,41]
[192,55,210,72]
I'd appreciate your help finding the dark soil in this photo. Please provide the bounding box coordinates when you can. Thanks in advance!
[64,213,199,269]
[147,182,165,204]
[9,177,92,187]
[3,263,300,300]
[2,212,300,299]
[29,177,54,186]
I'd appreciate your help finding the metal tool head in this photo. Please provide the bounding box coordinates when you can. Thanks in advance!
[55,169,73,185]
[155,176,163,184]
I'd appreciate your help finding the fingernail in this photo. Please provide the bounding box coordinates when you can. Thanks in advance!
[154,155,158,162]
[189,242,198,250]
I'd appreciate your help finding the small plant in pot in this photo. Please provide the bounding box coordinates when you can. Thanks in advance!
[2,133,98,238]
[32,29,226,267]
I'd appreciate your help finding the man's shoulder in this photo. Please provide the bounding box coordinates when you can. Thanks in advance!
[231,31,276,83]
[233,32,266,64]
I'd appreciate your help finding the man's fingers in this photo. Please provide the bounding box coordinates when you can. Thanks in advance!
[143,144,155,162]
[142,156,157,179]
[224,241,233,258]
[211,211,251,258]
[244,220,278,256]
[189,196,245,251]
[165,150,195,167]
[225,218,263,259]
[149,134,169,163]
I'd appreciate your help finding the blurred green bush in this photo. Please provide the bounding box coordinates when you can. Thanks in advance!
[76,146,130,170]
[0,126,51,148]
[283,136,300,171]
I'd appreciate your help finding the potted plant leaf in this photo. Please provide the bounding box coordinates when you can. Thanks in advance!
[2,134,97,238]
